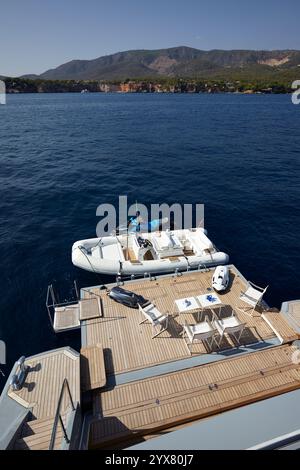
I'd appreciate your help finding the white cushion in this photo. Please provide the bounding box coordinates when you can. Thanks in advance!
[214,316,242,334]
[221,316,240,328]
[153,232,171,250]
[184,321,213,342]
[244,286,263,301]
[187,230,213,255]
[192,322,213,335]
[102,243,124,260]
[143,304,167,324]
[152,232,184,258]
[240,294,256,307]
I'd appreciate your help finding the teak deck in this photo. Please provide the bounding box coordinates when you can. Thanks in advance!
[54,305,80,332]
[82,267,282,376]
[7,266,299,450]
[288,302,300,326]
[8,349,80,420]
[80,345,107,392]
[262,311,299,344]
[89,344,300,448]
[282,300,300,332]
[79,298,102,321]
[9,348,80,450]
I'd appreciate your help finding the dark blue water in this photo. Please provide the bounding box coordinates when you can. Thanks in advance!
[0,93,300,390]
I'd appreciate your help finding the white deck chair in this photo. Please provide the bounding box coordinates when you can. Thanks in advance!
[237,281,268,316]
[138,303,169,338]
[182,317,218,355]
[213,313,246,347]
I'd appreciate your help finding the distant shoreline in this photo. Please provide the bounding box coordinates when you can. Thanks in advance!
[5,90,293,95]
[2,77,293,95]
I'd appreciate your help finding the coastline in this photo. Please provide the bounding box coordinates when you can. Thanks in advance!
[3,77,293,94]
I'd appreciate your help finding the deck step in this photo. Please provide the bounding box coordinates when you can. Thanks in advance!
[14,417,64,450]
[80,344,106,392]
[262,311,299,344]
[281,300,300,334]
[20,417,56,437]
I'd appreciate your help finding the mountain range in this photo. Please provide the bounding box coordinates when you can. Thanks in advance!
[18,46,300,81]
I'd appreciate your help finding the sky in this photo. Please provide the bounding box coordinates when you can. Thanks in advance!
[1,0,300,76]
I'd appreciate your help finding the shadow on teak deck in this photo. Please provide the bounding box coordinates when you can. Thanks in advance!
[89,343,300,449]
[83,267,281,376]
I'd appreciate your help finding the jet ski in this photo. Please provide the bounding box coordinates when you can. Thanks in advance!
[212,265,230,292]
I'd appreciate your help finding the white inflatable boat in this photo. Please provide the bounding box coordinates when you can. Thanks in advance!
[72,228,229,277]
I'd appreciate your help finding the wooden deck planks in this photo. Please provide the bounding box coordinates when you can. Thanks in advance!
[262,311,299,343]
[80,345,107,391]
[8,349,80,420]
[54,306,80,331]
[288,302,300,326]
[83,268,281,376]
[79,298,102,321]
[89,344,300,448]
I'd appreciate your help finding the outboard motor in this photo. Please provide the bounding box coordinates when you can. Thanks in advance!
[10,356,29,391]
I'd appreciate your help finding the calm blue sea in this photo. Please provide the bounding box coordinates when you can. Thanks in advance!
[0,92,300,389]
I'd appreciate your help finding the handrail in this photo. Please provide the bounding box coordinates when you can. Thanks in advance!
[80,287,106,299]
[46,281,80,331]
[114,263,213,285]
[46,285,55,327]
[49,378,75,450]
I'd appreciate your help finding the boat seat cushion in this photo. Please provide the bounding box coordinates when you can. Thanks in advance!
[143,304,167,325]
[241,286,263,302]
[187,230,213,255]
[101,243,124,261]
[184,321,214,342]
[214,316,242,335]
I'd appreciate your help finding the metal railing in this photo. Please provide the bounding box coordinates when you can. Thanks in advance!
[46,281,79,329]
[49,378,76,450]
[114,263,213,286]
